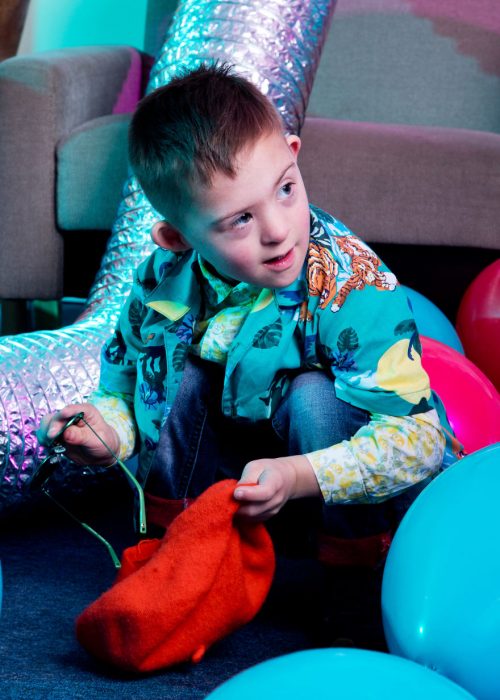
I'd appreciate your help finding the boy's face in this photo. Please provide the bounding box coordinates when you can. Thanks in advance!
[157,131,311,289]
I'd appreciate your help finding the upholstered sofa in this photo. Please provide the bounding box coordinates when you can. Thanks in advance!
[1,1,499,332]
[0,60,498,322]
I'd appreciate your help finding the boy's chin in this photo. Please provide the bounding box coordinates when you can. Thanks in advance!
[263,273,300,290]
[268,279,297,290]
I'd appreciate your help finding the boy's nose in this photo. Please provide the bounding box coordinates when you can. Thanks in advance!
[260,215,289,245]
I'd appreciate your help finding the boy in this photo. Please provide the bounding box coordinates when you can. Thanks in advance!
[39,63,448,572]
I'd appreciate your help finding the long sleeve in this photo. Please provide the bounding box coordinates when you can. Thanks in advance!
[306,409,445,504]
[87,255,156,461]
[297,209,456,502]
[89,386,137,461]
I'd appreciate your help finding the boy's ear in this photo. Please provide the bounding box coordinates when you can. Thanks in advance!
[286,134,302,158]
[151,222,192,252]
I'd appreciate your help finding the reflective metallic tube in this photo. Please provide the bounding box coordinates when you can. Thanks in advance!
[0,0,336,511]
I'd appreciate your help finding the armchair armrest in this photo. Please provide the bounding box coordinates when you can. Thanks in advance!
[0,46,149,299]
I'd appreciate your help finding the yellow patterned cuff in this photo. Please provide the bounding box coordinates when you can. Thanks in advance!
[306,410,445,505]
[305,442,368,505]
[89,391,137,461]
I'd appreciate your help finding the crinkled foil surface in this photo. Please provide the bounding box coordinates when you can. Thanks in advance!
[0,0,336,513]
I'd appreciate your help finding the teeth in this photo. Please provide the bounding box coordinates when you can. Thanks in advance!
[265,250,290,264]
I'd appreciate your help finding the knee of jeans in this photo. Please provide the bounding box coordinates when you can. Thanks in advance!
[275,370,370,451]
[273,371,322,436]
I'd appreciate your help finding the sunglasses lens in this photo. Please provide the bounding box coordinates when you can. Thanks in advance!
[34,410,142,567]
[30,454,59,491]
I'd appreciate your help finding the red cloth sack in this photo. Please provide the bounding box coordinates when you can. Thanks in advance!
[76,479,275,672]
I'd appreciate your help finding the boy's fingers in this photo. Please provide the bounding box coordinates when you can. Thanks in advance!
[37,413,67,444]
[239,461,263,481]
[234,485,268,502]
[62,425,86,445]
[236,501,277,521]
[37,407,84,446]
[234,471,276,501]
[36,417,53,446]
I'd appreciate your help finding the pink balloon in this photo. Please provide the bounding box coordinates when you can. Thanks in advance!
[421,335,500,454]
[456,259,500,391]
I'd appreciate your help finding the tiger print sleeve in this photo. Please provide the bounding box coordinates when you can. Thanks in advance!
[305,409,445,504]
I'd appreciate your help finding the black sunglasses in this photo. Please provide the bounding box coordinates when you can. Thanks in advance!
[32,412,146,568]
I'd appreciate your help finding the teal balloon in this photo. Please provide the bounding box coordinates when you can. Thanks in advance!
[206,648,473,699]
[382,443,500,700]
[402,286,464,354]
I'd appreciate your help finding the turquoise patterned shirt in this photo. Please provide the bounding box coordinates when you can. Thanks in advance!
[93,206,457,503]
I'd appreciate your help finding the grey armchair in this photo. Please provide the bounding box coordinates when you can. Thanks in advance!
[0,45,150,302]
[0,0,174,332]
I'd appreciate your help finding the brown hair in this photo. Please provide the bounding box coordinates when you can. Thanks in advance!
[129,63,283,222]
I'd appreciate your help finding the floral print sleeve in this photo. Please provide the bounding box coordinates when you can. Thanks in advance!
[89,387,137,461]
[306,409,445,504]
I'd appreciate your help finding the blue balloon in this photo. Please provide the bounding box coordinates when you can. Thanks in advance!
[383,443,500,700]
[402,286,464,354]
[206,648,473,699]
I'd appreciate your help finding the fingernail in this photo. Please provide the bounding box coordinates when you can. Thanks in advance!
[234,489,243,499]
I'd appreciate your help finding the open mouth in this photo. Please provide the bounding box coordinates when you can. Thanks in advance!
[264,248,295,270]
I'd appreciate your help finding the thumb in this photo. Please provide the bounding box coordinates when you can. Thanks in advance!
[238,461,266,487]
[235,462,271,502]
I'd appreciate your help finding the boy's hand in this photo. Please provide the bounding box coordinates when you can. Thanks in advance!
[234,455,321,522]
[37,403,120,466]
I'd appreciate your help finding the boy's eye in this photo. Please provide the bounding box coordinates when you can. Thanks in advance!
[279,182,294,198]
[232,212,252,228]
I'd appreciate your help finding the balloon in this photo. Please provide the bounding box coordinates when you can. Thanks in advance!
[456,260,500,391]
[206,648,473,699]
[402,286,464,354]
[421,335,500,454]
[382,444,500,700]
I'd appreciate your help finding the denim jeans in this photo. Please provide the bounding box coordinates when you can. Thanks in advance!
[146,355,426,549]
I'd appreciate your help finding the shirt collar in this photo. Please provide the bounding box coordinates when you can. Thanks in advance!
[144,250,200,321]
[198,254,309,313]
[144,228,312,322]
[197,255,261,310]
